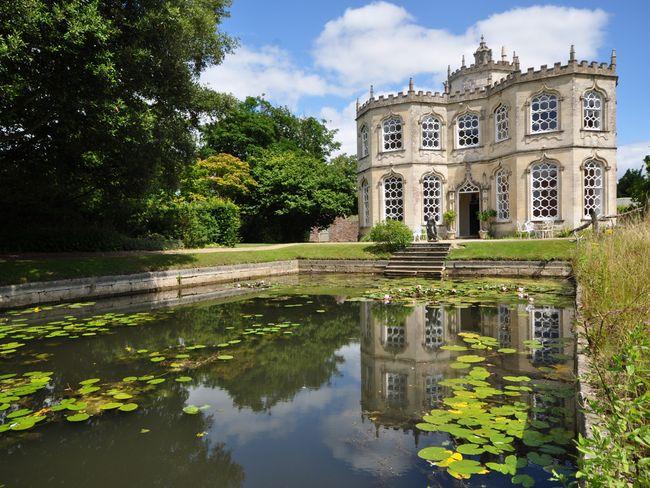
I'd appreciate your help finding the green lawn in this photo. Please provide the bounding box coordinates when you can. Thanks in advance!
[0,244,390,286]
[447,239,575,261]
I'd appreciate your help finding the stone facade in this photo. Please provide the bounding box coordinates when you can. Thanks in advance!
[356,40,618,237]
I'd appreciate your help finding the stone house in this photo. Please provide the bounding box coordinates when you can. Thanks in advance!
[356,39,617,237]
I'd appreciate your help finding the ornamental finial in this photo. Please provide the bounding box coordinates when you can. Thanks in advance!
[569,44,576,62]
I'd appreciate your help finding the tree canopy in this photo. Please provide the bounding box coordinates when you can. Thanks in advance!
[0,0,235,230]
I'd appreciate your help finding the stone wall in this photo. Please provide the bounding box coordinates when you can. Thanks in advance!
[445,260,572,277]
[309,216,359,242]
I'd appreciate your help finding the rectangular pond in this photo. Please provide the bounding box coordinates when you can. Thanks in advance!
[0,275,577,487]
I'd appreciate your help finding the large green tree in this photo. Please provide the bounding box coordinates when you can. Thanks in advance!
[618,167,645,198]
[243,146,356,242]
[0,0,235,230]
[200,96,340,161]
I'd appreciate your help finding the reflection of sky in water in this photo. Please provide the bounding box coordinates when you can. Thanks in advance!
[186,342,424,485]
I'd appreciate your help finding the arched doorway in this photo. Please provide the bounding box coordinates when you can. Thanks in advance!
[457,179,480,237]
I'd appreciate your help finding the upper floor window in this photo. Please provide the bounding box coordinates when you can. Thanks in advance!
[421,115,441,149]
[495,168,510,221]
[531,161,559,220]
[382,117,403,151]
[360,126,369,158]
[494,105,509,142]
[456,113,479,148]
[583,160,604,218]
[531,93,558,133]
[583,91,603,130]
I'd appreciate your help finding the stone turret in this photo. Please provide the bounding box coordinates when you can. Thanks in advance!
[448,37,518,93]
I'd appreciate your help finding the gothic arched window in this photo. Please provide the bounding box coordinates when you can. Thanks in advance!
[530,93,558,133]
[360,126,369,158]
[495,168,510,221]
[531,161,559,219]
[382,117,403,151]
[495,105,509,142]
[583,91,603,130]
[456,113,480,148]
[583,160,604,218]
[422,174,442,223]
[360,180,370,226]
[421,115,441,149]
[383,175,404,221]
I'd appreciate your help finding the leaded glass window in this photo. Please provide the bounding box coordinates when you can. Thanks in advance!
[421,115,441,149]
[583,160,604,218]
[382,117,402,151]
[422,174,442,223]
[424,306,444,351]
[495,168,510,221]
[583,91,602,130]
[383,325,405,349]
[456,113,480,148]
[360,126,369,157]
[531,307,561,365]
[383,175,404,221]
[531,93,558,133]
[531,161,559,219]
[424,374,444,408]
[385,372,407,405]
[495,105,509,142]
[361,180,370,226]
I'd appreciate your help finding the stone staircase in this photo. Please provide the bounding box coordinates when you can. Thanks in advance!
[384,242,451,278]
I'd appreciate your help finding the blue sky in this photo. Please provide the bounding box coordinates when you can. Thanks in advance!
[202,1,650,175]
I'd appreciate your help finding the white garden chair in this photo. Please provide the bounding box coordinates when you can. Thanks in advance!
[412,225,422,242]
[522,221,536,239]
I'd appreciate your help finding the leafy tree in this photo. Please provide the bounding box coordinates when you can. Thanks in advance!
[200,96,340,161]
[629,156,650,205]
[0,0,235,233]
[618,167,645,197]
[243,146,356,242]
[182,153,256,202]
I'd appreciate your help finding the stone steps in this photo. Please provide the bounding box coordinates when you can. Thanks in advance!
[384,242,451,278]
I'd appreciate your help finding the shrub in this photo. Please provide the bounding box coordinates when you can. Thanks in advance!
[367,220,412,252]
[443,210,456,228]
[139,195,240,248]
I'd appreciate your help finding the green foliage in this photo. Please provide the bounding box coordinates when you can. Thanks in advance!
[0,0,235,244]
[443,210,457,227]
[243,146,356,242]
[200,96,340,161]
[138,195,240,247]
[182,153,256,202]
[617,165,645,198]
[573,218,650,485]
[477,209,497,222]
[367,220,412,252]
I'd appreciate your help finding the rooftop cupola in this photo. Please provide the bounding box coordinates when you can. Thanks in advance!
[473,35,493,65]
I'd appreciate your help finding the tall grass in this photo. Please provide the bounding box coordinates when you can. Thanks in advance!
[573,217,650,486]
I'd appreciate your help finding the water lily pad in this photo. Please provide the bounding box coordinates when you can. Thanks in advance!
[79,378,100,385]
[7,408,32,419]
[119,403,138,412]
[113,393,133,400]
[417,446,451,461]
[512,474,535,487]
[503,375,531,383]
[123,376,138,382]
[457,355,485,363]
[451,362,470,369]
[217,355,233,360]
[147,378,165,385]
[99,402,123,410]
[498,348,517,354]
[456,444,485,455]
[175,376,192,383]
[67,413,90,422]
[440,345,468,351]
[150,356,165,363]
[447,459,486,475]
[183,405,200,415]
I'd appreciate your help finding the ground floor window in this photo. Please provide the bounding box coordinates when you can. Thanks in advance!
[583,160,604,218]
[422,174,442,223]
[361,180,370,226]
[531,161,559,219]
[383,175,404,221]
[495,169,510,221]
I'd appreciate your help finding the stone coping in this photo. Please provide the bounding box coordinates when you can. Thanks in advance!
[0,258,572,309]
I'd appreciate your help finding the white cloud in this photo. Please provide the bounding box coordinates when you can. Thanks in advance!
[200,45,337,108]
[314,2,609,89]
[320,100,359,156]
[618,142,650,177]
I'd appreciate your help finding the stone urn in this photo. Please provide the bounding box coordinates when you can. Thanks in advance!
[446,229,456,240]
[478,229,489,239]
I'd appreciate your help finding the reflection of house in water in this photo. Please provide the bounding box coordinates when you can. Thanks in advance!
[359,300,575,438]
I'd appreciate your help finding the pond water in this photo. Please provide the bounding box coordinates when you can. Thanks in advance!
[0,275,577,487]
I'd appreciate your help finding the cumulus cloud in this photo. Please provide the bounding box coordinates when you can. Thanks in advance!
[320,101,359,156]
[618,142,650,177]
[314,2,609,89]
[200,45,338,108]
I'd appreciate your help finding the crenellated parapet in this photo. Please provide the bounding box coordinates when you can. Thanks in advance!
[356,46,617,119]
